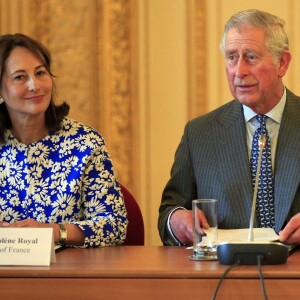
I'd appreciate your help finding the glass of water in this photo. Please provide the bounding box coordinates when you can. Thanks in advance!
[190,199,218,260]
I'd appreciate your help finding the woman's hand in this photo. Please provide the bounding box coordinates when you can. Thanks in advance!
[3,219,47,228]
[0,219,85,246]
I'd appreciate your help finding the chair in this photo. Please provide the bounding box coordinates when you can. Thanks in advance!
[120,184,145,245]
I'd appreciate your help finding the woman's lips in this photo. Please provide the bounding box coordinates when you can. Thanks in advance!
[26,95,44,101]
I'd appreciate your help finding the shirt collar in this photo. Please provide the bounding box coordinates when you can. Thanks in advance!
[243,88,286,124]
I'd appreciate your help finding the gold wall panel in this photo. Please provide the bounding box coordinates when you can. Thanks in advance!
[187,0,207,119]
[98,0,138,192]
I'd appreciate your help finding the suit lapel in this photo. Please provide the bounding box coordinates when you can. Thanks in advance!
[214,100,254,227]
[274,90,300,232]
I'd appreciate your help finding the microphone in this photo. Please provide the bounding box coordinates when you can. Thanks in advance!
[217,134,289,265]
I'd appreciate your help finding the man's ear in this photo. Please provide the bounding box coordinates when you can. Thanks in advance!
[278,50,292,78]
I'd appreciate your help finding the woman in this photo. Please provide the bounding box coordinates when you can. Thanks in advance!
[0,33,128,247]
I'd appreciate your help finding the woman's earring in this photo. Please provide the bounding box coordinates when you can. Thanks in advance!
[0,96,4,104]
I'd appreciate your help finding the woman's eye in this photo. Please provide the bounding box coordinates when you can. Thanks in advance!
[13,75,25,81]
[36,70,46,76]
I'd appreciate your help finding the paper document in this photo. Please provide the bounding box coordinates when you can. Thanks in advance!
[187,228,279,250]
[217,228,279,244]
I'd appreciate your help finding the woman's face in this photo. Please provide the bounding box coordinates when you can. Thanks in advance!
[0,46,52,122]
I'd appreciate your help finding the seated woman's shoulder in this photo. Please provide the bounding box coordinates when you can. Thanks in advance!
[59,118,105,146]
[61,118,102,136]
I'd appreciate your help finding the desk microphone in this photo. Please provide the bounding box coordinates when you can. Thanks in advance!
[217,134,289,265]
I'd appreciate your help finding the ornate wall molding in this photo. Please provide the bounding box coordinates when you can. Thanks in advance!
[98,0,138,192]
[187,0,207,119]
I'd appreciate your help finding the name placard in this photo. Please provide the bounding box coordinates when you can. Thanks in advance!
[0,228,55,266]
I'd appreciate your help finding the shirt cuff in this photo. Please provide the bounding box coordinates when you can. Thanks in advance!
[166,206,187,246]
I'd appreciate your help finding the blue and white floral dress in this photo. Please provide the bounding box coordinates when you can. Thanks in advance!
[0,118,128,247]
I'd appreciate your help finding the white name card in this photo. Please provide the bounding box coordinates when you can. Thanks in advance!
[0,228,56,266]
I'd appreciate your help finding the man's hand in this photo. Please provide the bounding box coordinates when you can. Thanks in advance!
[169,209,209,245]
[279,213,300,244]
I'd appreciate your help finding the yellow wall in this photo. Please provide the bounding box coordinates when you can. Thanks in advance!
[137,0,188,245]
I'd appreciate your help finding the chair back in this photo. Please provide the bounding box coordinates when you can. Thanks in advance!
[120,184,145,245]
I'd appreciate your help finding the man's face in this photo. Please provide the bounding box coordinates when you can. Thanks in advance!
[224,27,289,114]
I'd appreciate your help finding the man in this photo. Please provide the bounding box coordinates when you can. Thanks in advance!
[158,9,300,246]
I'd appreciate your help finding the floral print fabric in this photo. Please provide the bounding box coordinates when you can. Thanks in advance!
[0,118,128,247]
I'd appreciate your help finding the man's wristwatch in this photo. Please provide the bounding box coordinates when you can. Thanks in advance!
[59,224,68,243]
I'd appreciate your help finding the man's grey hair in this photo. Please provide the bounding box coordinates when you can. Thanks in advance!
[220,9,289,61]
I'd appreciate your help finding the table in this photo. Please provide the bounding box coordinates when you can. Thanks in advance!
[0,246,299,299]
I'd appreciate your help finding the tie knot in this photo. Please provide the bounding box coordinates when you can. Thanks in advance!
[256,114,267,124]
[256,114,267,129]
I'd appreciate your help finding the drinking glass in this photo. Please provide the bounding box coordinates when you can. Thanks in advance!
[190,199,218,260]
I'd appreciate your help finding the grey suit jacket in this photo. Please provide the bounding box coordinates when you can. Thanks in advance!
[158,89,300,245]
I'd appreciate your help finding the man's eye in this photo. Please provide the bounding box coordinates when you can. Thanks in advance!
[226,55,238,64]
[247,54,256,61]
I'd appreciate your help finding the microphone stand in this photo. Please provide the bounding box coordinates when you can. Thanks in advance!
[217,135,289,265]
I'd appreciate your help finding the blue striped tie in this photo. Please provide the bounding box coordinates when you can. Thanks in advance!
[249,115,275,229]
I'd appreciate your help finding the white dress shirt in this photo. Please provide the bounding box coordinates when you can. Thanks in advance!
[243,88,286,169]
